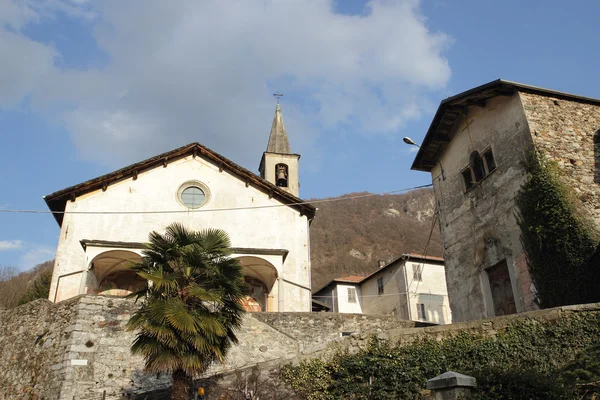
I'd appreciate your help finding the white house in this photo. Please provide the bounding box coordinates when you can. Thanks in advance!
[44,104,316,312]
[311,275,364,314]
[313,254,452,324]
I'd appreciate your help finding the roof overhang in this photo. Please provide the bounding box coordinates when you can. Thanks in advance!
[45,143,316,226]
[411,79,600,172]
[80,239,289,261]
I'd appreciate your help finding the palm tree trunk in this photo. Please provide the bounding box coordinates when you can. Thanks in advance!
[171,369,190,400]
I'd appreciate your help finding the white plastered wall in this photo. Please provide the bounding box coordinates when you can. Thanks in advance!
[405,260,452,324]
[334,283,362,314]
[48,154,311,311]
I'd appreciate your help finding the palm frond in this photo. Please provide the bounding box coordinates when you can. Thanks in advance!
[164,298,198,334]
[127,223,247,375]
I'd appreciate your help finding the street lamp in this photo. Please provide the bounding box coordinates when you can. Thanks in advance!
[403,137,445,180]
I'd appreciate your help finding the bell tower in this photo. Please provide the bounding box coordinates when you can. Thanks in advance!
[259,98,300,197]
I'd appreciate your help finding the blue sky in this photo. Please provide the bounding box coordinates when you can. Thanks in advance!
[1,0,600,269]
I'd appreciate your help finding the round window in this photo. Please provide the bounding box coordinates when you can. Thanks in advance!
[180,186,205,209]
[177,181,210,209]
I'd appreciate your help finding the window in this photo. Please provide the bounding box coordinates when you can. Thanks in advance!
[417,303,427,321]
[177,181,210,209]
[483,149,496,173]
[471,151,485,182]
[461,148,497,191]
[275,163,289,187]
[413,264,423,281]
[347,287,357,303]
[461,168,474,191]
[181,186,205,208]
[377,277,384,295]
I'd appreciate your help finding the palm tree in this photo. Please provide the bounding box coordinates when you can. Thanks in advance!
[127,223,248,400]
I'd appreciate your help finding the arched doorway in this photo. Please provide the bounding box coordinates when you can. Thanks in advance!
[89,250,146,297]
[236,256,278,312]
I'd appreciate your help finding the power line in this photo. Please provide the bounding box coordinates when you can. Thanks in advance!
[410,209,439,295]
[0,184,432,216]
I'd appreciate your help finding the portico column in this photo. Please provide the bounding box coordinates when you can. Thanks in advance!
[278,277,284,312]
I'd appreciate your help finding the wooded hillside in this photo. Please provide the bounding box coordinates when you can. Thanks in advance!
[309,188,442,290]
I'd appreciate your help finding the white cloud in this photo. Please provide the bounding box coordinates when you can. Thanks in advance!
[1,0,452,170]
[0,240,23,251]
[20,245,55,268]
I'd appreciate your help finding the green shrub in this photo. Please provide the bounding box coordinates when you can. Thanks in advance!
[282,312,600,399]
[559,344,600,399]
[18,268,52,305]
[516,151,599,307]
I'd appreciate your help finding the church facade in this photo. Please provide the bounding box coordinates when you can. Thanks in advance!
[44,104,315,312]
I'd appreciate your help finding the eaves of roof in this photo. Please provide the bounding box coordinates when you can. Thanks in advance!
[44,142,316,226]
[411,79,600,172]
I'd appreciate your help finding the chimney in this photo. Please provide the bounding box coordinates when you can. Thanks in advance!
[378,260,386,268]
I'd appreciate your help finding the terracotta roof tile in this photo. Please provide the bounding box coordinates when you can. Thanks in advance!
[333,275,365,283]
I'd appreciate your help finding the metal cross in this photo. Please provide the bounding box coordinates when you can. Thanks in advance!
[273,92,283,104]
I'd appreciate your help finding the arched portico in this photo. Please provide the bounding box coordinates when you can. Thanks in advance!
[88,250,146,297]
[235,256,279,312]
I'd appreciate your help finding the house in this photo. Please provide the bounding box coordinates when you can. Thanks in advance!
[44,103,316,312]
[312,275,364,314]
[411,79,600,322]
[312,254,452,324]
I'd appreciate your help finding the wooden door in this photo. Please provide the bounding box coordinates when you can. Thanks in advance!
[487,260,517,316]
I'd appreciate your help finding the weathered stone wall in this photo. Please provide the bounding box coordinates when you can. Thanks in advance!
[520,92,600,226]
[252,312,413,354]
[299,302,600,361]
[0,298,79,400]
[178,302,600,400]
[0,295,414,399]
[433,93,536,322]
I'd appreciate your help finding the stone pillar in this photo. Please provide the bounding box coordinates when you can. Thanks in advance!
[426,371,476,400]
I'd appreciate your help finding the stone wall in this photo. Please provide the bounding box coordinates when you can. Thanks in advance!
[0,298,78,400]
[307,302,600,361]
[433,93,536,322]
[173,302,600,400]
[251,312,413,354]
[520,92,600,225]
[0,295,413,400]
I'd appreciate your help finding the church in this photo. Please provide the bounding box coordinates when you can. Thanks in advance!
[44,103,315,312]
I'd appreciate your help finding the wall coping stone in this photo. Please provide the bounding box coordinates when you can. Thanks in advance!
[426,371,477,390]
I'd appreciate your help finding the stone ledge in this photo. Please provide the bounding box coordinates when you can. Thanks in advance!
[427,371,476,390]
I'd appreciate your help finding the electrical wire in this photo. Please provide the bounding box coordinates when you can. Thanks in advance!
[0,184,433,216]
[411,210,439,295]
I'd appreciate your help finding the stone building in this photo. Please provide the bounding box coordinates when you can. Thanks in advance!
[313,254,452,324]
[411,79,600,322]
[44,104,315,311]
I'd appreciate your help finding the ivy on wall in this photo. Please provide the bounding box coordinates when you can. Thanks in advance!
[281,311,600,399]
[515,151,600,308]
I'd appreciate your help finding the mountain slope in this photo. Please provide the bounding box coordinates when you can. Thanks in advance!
[309,188,442,290]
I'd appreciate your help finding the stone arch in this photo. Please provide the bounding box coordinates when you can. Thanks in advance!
[89,250,146,297]
[235,256,279,312]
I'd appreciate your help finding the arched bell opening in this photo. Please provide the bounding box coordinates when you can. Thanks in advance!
[275,163,289,187]
[89,250,146,297]
[236,256,279,312]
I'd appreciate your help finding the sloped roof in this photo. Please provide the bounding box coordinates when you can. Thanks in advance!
[411,79,600,172]
[354,253,445,284]
[333,275,365,283]
[44,142,316,226]
[265,103,291,154]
